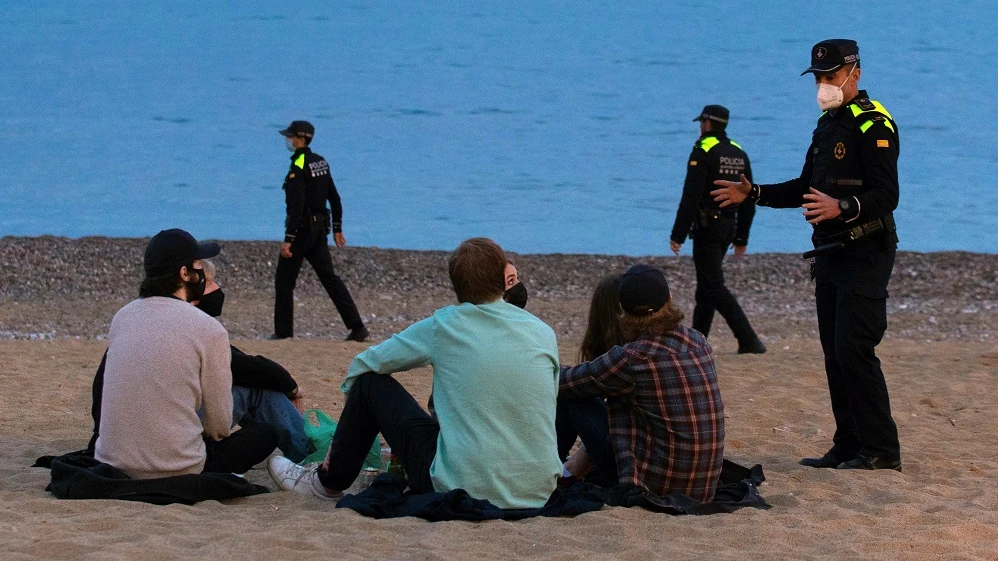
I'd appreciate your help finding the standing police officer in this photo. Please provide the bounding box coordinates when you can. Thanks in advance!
[712,40,902,471]
[670,105,765,354]
[271,120,369,342]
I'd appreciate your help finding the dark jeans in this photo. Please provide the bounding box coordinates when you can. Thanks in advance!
[555,397,617,486]
[274,230,363,338]
[317,373,439,493]
[691,218,759,346]
[203,422,279,474]
[815,278,900,461]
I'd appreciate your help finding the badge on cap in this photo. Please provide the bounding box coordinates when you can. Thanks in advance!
[815,47,827,59]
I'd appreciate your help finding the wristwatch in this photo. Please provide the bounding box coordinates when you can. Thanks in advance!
[838,197,855,219]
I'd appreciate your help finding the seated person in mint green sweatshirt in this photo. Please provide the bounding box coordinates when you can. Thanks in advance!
[94,229,279,479]
[269,237,562,508]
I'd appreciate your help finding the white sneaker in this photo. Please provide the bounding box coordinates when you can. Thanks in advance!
[267,456,340,501]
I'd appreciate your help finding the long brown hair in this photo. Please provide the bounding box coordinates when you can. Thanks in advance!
[578,274,627,362]
[620,300,685,341]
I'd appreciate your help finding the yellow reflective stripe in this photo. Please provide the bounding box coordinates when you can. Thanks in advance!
[849,100,894,122]
[729,140,743,150]
[859,119,895,134]
[294,154,305,169]
[700,136,720,152]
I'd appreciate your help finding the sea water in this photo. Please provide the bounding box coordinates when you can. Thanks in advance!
[1,0,995,255]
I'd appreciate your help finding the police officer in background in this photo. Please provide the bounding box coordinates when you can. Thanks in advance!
[271,120,369,342]
[670,105,765,354]
[712,40,902,471]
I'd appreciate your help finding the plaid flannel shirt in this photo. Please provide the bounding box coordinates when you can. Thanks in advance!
[559,324,725,502]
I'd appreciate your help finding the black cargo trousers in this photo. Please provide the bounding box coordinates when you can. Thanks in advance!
[813,237,900,461]
[273,226,363,338]
[690,216,759,347]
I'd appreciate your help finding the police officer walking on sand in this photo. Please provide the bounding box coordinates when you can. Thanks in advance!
[712,40,902,471]
[670,105,766,354]
[271,120,369,342]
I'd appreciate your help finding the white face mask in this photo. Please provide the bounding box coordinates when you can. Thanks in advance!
[816,64,857,111]
[285,137,296,152]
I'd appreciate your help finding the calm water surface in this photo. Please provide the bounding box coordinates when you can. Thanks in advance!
[1,1,995,255]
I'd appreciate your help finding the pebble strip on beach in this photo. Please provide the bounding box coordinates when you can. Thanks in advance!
[1,236,995,343]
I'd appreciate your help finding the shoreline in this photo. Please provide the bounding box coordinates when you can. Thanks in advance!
[2,235,995,342]
[5,233,998,258]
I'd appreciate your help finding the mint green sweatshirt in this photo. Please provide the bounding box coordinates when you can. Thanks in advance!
[342,300,561,509]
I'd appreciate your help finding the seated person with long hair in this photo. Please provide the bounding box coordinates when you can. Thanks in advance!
[558,265,725,501]
[556,273,624,485]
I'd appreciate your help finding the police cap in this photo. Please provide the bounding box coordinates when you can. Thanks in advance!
[693,105,729,124]
[801,39,860,75]
[279,120,315,139]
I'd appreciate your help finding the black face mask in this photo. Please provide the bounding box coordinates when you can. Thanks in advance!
[504,282,528,309]
[196,288,225,317]
[184,267,207,303]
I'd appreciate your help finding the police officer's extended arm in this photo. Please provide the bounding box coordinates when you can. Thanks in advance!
[733,158,756,255]
[714,142,816,209]
[328,176,346,248]
[670,147,710,253]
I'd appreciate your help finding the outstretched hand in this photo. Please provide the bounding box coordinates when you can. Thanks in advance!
[710,174,752,207]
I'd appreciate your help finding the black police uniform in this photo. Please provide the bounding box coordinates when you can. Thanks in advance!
[274,145,364,338]
[671,126,762,351]
[754,89,901,464]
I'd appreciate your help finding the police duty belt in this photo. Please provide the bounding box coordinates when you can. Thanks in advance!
[802,215,896,259]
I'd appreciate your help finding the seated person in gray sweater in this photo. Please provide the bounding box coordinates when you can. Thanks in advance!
[86,258,312,463]
[94,229,279,478]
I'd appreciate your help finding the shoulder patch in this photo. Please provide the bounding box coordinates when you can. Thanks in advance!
[288,172,295,179]
[877,139,890,148]
[855,98,876,111]
[689,160,698,166]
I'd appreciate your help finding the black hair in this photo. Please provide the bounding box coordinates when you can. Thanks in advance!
[138,260,197,298]
[139,272,183,298]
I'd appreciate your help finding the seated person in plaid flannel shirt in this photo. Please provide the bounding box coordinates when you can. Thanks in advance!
[558,264,725,502]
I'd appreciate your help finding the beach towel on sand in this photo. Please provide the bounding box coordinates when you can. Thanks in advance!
[34,453,269,505]
[337,459,769,520]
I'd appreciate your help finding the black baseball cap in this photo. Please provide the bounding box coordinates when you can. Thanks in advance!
[619,264,671,316]
[279,120,315,139]
[693,105,729,124]
[801,39,860,75]
[144,228,220,277]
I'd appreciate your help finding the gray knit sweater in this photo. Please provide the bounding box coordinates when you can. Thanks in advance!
[95,296,232,479]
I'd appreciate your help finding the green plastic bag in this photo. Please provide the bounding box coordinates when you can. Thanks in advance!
[301,409,381,469]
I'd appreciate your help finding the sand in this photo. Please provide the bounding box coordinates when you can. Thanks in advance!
[1,236,996,560]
